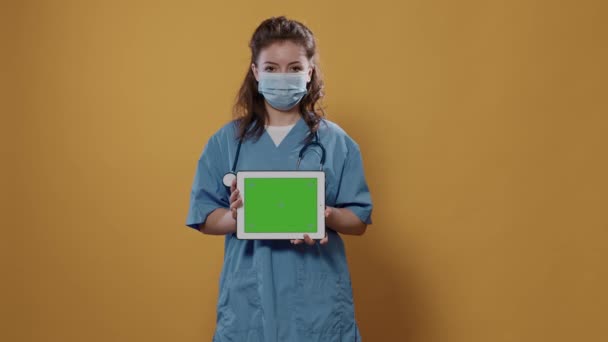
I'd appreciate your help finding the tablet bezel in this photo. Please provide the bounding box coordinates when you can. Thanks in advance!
[236,171,325,240]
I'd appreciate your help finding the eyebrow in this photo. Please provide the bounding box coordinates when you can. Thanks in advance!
[263,61,302,65]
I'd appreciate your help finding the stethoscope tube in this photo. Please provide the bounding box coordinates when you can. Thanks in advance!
[296,131,325,171]
[232,134,244,175]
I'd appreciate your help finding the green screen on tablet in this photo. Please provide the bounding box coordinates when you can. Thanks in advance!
[244,178,317,233]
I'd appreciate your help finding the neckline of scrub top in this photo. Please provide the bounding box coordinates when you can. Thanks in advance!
[265,123,296,147]
[260,115,306,150]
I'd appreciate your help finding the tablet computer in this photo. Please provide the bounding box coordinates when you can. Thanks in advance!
[236,171,325,240]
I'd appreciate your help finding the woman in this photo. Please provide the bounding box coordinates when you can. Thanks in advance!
[186,16,373,342]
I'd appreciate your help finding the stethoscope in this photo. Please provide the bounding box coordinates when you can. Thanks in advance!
[222,129,326,187]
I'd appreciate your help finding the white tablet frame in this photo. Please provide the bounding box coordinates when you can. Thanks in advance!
[236,171,325,240]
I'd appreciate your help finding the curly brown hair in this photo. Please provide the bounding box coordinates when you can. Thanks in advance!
[232,16,327,145]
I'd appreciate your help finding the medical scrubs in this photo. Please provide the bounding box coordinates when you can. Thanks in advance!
[186,115,373,342]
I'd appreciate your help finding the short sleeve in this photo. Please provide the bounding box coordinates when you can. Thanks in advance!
[185,134,230,230]
[334,139,373,225]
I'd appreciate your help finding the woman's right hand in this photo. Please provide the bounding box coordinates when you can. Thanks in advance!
[229,178,243,220]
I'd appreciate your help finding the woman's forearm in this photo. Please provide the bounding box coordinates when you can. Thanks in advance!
[199,208,237,235]
[326,207,367,236]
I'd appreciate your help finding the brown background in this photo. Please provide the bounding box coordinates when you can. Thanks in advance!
[2,0,607,341]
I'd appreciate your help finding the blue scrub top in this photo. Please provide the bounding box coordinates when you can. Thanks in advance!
[186,115,373,342]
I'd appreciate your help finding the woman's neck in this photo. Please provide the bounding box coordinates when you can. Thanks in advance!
[264,102,301,126]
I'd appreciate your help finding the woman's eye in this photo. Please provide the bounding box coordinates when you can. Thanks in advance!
[264,67,274,71]
[291,67,302,72]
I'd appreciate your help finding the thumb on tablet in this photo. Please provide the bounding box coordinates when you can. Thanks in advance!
[231,177,237,193]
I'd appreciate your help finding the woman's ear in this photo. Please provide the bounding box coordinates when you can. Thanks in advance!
[251,63,259,82]
[307,65,314,83]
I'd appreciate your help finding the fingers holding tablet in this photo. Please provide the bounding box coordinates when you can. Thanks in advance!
[290,232,329,246]
[230,178,242,220]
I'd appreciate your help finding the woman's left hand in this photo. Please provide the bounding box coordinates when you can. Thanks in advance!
[290,206,332,246]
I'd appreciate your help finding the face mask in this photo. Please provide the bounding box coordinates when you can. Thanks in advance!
[257,71,308,111]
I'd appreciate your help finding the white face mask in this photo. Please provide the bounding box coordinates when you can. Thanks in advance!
[257,71,308,111]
